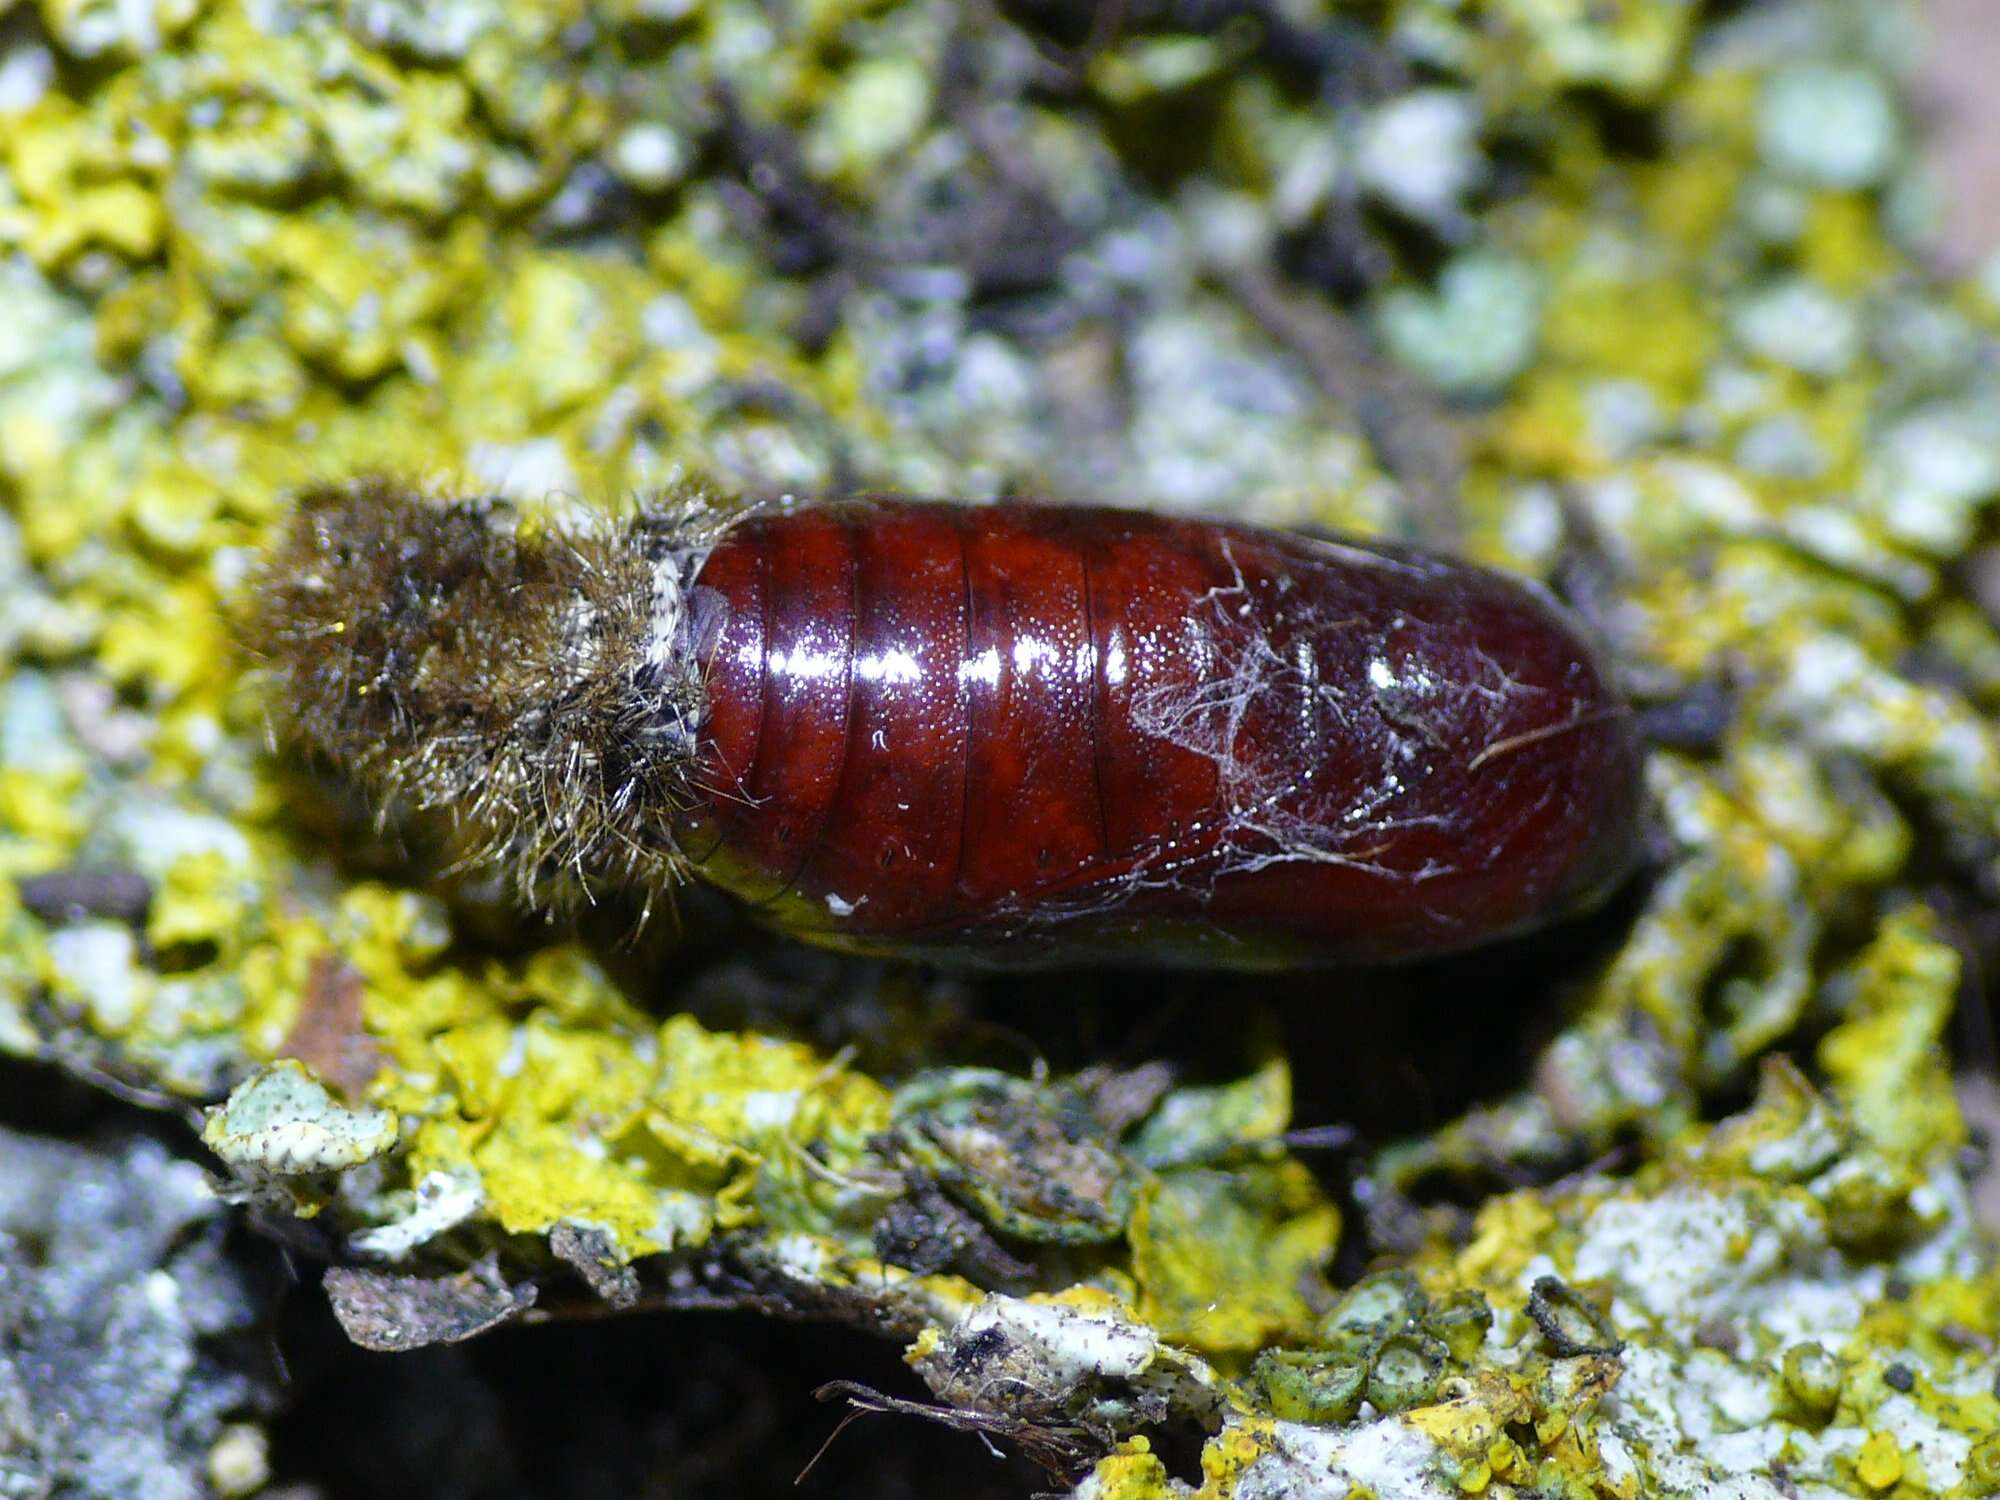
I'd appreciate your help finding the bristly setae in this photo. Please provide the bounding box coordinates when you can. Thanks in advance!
[247,477,730,914]
[247,479,1643,968]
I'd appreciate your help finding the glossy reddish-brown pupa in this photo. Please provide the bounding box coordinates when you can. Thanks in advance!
[247,481,1642,968]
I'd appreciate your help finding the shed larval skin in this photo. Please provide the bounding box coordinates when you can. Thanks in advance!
[677,499,1642,967]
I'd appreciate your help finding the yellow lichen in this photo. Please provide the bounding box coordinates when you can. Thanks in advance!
[1078,1438,1173,1500]
[1195,1421,1277,1498]
[1128,1160,1337,1352]
[1854,1431,1904,1492]
[1818,908,1966,1163]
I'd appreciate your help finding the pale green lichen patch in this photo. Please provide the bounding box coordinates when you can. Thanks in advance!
[42,920,151,1035]
[347,1166,486,1260]
[202,1057,398,1173]
[1378,253,1543,397]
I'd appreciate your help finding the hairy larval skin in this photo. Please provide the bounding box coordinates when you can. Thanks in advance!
[679,500,1641,967]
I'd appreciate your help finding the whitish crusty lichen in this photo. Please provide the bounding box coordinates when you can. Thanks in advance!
[0,1127,273,1500]
[202,1056,397,1174]
[5,0,2000,1495]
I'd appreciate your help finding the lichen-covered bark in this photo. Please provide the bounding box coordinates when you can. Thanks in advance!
[3,0,2000,1495]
